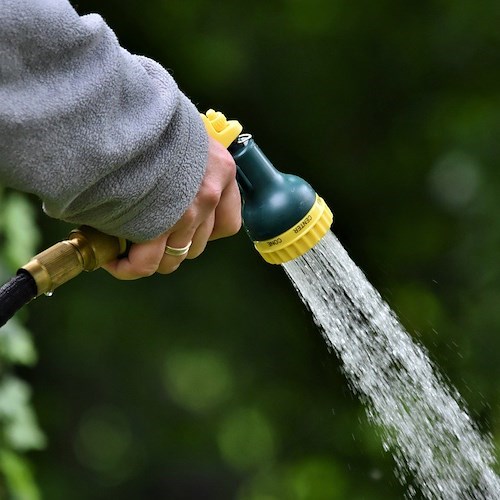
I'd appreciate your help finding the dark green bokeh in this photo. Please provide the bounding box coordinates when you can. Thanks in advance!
[19,0,500,498]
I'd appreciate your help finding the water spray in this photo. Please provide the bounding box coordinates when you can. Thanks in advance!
[0,109,333,326]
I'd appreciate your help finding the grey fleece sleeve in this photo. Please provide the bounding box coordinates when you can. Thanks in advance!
[0,0,208,241]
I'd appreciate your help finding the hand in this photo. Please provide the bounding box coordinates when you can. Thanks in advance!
[103,137,241,279]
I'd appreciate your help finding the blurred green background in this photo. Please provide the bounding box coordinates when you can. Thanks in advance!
[2,0,500,498]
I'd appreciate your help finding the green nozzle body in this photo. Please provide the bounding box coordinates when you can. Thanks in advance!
[230,136,317,241]
[229,135,333,264]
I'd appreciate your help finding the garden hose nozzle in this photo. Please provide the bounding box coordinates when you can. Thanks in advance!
[203,110,333,264]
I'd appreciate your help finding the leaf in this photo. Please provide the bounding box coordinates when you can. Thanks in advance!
[0,449,41,500]
[0,377,46,451]
[2,193,40,269]
[0,318,37,366]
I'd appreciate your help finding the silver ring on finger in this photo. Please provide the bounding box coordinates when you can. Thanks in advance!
[164,241,192,257]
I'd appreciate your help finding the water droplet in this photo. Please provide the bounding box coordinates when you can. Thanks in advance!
[45,290,54,297]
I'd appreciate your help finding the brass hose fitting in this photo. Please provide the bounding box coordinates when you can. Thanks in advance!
[22,226,126,297]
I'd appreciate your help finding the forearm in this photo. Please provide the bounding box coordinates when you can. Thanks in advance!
[0,0,208,241]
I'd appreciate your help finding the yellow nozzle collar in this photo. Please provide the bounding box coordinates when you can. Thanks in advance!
[253,195,333,264]
[201,109,243,148]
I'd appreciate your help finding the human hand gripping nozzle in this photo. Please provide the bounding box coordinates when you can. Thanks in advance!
[0,109,333,326]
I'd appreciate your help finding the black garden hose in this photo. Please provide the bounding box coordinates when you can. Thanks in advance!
[0,270,37,327]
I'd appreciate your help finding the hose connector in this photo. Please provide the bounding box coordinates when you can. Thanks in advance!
[22,226,126,296]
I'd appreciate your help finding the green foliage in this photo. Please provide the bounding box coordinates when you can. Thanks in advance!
[73,405,136,483]
[0,319,38,367]
[217,407,276,471]
[238,456,348,500]
[0,190,40,270]
[0,188,44,499]
[0,450,40,500]
[162,348,234,413]
[0,377,46,452]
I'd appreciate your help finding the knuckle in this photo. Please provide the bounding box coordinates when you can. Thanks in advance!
[223,220,242,238]
[224,154,237,175]
[157,263,180,275]
[181,207,197,226]
[199,187,220,209]
[136,264,158,277]
[212,213,242,239]
[227,215,242,236]
[131,257,160,278]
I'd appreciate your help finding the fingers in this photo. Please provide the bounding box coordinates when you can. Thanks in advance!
[157,209,215,274]
[158,229,197,275]
[187,211,215,258]
[158,243,189,274]
[159,138,240,272]
[210,176,241,241]
[102,234,168,280]
[102,135,242,280]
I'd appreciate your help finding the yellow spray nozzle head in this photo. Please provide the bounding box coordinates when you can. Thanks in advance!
[201,109,243,148]
[254,195,333,264]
